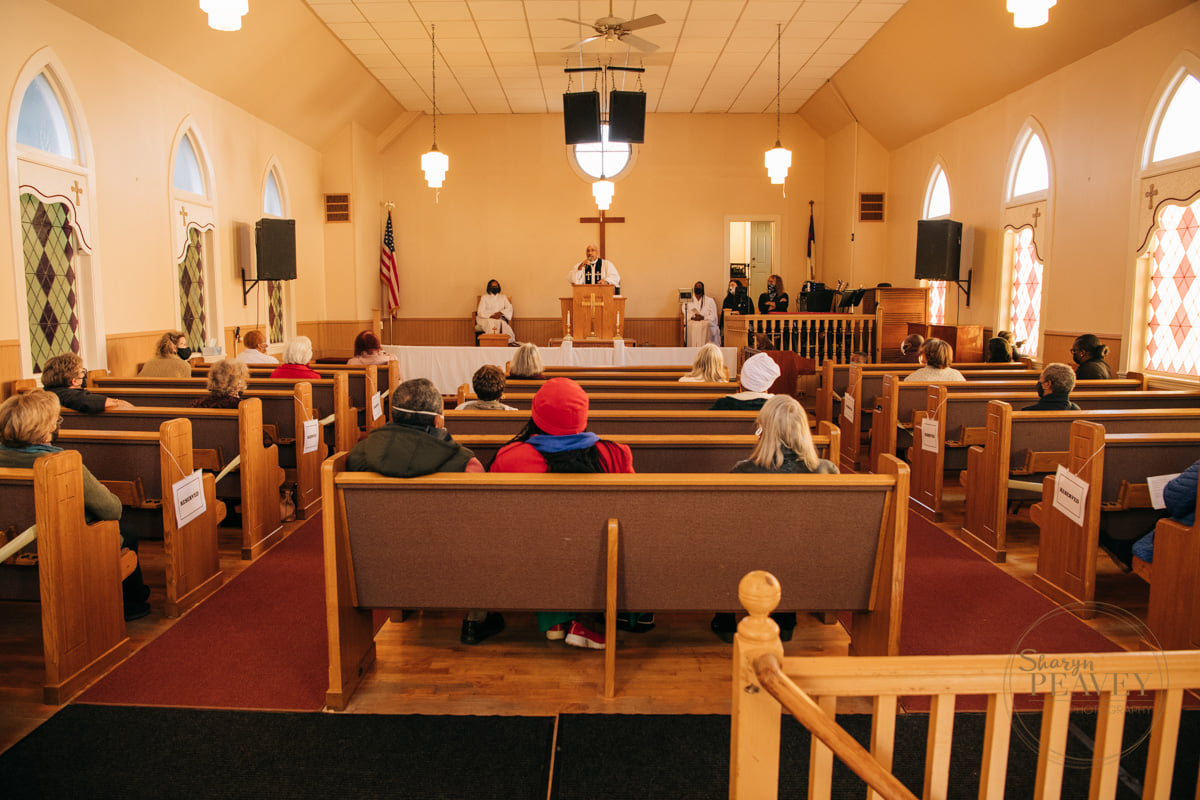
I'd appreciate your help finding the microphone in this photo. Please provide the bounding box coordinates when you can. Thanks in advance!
[233,326,241,345]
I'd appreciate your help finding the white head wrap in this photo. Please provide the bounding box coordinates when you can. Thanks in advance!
[740,352,781,393]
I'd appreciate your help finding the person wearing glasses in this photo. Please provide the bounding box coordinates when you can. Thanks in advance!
[1071,334,1113,379]
[40,352,133,413]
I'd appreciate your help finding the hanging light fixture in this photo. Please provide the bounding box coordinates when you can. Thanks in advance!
[1007,0,1056,28]
[592,179,615,210]
[200,0,248,31]
[421,23,449,189]
[764,23,792,187]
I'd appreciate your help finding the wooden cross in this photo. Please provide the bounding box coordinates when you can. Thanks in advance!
[179,205,189,225]
[581,292,604,337]
[1030,208,1041,228]
[1145,183,1159,210]
[578,209,625,259]
[69,180,83,205]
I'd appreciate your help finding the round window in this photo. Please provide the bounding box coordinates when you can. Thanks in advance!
[570,124,634,180]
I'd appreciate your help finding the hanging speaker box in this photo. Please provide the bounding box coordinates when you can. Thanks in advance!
[255,218,296,281]
[563,91,601,145]
[608,91,646,143]
[914,219,962,282]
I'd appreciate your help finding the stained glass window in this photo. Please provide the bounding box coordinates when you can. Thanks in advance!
[924,166,951,325]
[1012,134,1049,198]
[1144,197,1200,377]
[174,135,205,195]
[177,227,207,349]
[17,74,74,158]
[1009,228,1043,359]
[1151,73,1200,164]
[21,194,79,372]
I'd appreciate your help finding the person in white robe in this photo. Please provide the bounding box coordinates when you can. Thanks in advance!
[476,279,515,344]
[684,282,719,347]
[567,244,621,288]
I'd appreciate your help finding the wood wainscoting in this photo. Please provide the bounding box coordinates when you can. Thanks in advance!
[1042,330,1122,372]
[369,317,684,348]
[104,330,167,377]
[0,339,22,400]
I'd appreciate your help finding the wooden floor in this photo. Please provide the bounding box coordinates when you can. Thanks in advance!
[0,488,1152,755]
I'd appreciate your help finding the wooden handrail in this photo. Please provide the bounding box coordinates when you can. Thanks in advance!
[752,652,918,800]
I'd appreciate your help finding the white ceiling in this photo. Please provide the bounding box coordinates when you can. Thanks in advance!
[304,0,907,115]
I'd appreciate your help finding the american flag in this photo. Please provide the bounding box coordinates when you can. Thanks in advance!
[380,211,400,311]
[806,203,816,282]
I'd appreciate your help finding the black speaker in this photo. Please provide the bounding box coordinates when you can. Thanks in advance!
[255,218,296,281]
[914,219,962,282]
[563,92,601,144]
[608,90,646,143]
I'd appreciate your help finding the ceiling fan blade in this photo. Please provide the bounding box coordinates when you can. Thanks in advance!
[619,14,665,32]
[619,32,659,53]
[561,34,602,50]
[557,18,595,27]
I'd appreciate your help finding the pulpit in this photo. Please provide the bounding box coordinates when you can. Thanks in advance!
[560,285,627,340]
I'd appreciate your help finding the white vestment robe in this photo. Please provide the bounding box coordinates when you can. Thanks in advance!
[476,293,515,342]
[684,295,719,347]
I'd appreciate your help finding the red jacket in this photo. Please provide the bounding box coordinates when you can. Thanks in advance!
[269,363,322,380]
[490,440,634,473]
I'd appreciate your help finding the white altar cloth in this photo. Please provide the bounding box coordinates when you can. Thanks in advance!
[382,344,739,395]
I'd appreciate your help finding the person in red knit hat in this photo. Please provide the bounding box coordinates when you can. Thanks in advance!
[489,378,639,648]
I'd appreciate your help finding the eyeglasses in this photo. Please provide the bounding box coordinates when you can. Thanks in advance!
[55,416,64,428]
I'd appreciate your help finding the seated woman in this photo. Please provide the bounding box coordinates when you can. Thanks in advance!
[190,359,249,409]
[903,338,965,382]
[986,336,1016,363]
[713,395,837,642]
[709,352,780,410]
[1071,333,1113,379]
[347,330,397,366]
[679,343,725,383]
[490,378,636,649]
[270,336,322,380]
[236,329,278,364]
[508,342,543,379]
[138,330,192,377]
[0,390,150,620]
[457,365,517,410]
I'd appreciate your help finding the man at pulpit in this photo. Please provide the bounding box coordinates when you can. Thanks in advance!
[567,244,620,288]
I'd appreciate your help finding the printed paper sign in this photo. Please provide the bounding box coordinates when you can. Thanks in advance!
[371,392,383,421]
[920,418,939,453]
[842,393,855,422]
[172,469,207,528]
[302,419,320,455]
[1052,465,1089,527]
[1146,472,1181,510]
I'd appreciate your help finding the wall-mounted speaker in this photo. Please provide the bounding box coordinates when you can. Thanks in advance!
[255,218,296,281]
[563,91,601,145]
[608,90,646,143]
[914,219,962,282]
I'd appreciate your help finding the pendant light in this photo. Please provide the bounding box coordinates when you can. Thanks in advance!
[200,0,248,31]
[1007,0,1056,28]
[764,23,792,187]
[592,179,615,210]
[421,24,449,189]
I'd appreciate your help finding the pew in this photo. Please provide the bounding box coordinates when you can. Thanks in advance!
[0,450,131,704]
[1030,421,1200,612]
[323,453,909,709]
[442,409,762,437]
[452,391,729,412]
[956,402,1200,561]
[57,418,225,617]
[60,400,285,560]
[1141,469,1200,651]
[729,572,1200,800]
[471,379,739,397]
[455,424,840,471]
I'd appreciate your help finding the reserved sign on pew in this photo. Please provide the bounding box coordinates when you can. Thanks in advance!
[172,469,207,528]
[1052,466,1088,526]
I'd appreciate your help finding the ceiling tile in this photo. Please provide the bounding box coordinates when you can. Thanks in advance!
[355,3,420,23]
[327,21,379,37]
[793,3,853,22]
[477,20,529,37]
[344,38,391,54]
[411,1,473,21]
[846,3,904,23]
[466,0,526,21]
[310,4,367,23]
[374,21,428,37]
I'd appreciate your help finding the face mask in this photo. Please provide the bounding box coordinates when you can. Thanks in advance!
[728,286,736,295]
[694,287,704,297]
[487,285,500,295]
[1036,381,1046,398]
[80,374,88,389]
[767,283,776,294]
[1072,350,1085,365]
[177,347,192,360]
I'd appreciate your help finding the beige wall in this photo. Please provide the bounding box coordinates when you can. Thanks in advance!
[822,123,891,290]
[376,112,824,321]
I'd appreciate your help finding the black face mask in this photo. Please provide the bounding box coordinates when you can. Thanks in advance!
[79,374,88,389]
[767,284,777,296]
[487,284,501,295]
[177,347,192,360]
[1071,350,1085,365]
[1036,381,1045,398]
[693,287,704,298]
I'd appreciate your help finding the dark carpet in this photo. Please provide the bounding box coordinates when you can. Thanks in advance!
[1,704,554,800]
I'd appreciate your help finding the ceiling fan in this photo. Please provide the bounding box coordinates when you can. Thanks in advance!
[559,2,666,54]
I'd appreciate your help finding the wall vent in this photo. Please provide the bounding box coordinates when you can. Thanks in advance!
[324,194,351,223]
[859,192,885,222]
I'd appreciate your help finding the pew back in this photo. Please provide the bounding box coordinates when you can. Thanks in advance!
[442,410,761,437]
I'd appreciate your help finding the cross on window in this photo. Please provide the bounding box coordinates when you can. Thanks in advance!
[1145,183,1159,210]
[1030,208,1041,228]
[179,205,189,224]
[69,180,83,205]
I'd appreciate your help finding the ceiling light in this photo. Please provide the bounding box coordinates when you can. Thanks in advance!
[421,24,449,189]
[1007,0,1056,28]
[200,0,248,32]
[592,179,615,210]
[764,23,791,188]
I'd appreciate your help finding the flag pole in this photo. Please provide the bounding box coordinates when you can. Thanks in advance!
[383,201,396,344]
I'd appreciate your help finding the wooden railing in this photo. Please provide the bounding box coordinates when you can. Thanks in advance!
[725,311,878,364]
[730,570,1200,799]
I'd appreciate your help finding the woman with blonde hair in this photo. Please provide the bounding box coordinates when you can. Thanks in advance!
[679,343,725,383]
[138,330,192,377]
[508,342,543,379]
[730,395,836,474]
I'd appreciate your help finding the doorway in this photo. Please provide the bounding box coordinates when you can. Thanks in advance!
[726,217,779,308]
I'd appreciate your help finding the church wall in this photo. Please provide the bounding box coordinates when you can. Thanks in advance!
[0,0,325,384]
[821,123,892,292]
[375,112,824,325]
[881,3,1200,363]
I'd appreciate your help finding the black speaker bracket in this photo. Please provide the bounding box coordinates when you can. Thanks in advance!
[955,269,972,307]
[241,268,260,307]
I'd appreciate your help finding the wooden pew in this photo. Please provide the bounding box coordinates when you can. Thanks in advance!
[1141,470,1200,651]
[956,402,1200,561]
[476,378,739,396]
[57,418,225,617]
[322,453,909,709]
[452,391,729,412]
[456,424,840,471]
[443,409,761,438]
[0,450,131,704]
[60,400,285,560]
[1030,421,1200,611]
[730,572,1200,800]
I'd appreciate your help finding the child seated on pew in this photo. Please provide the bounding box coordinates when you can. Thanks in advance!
[456,365,517,411]
[680,343,725,383]
[0,390,151,620]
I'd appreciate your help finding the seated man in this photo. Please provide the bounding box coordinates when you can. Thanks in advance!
[684,281,719,347]
[476,279,515,344]
[894,333,924,363]
[1023,362,1080,411]
[457,365,517,410]
[346,379,499,645]
[40,352,133,413]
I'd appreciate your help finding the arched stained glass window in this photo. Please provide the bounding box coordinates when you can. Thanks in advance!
[16,74,74,158]
[923,165,952,325]
[1012,134,1049,198]
[1009,228,1043,359]
[173,135,205,195]
[1151,73,1200,164]
[264,171,283,217]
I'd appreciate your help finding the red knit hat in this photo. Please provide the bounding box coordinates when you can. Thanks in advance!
[531,378,590,435]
